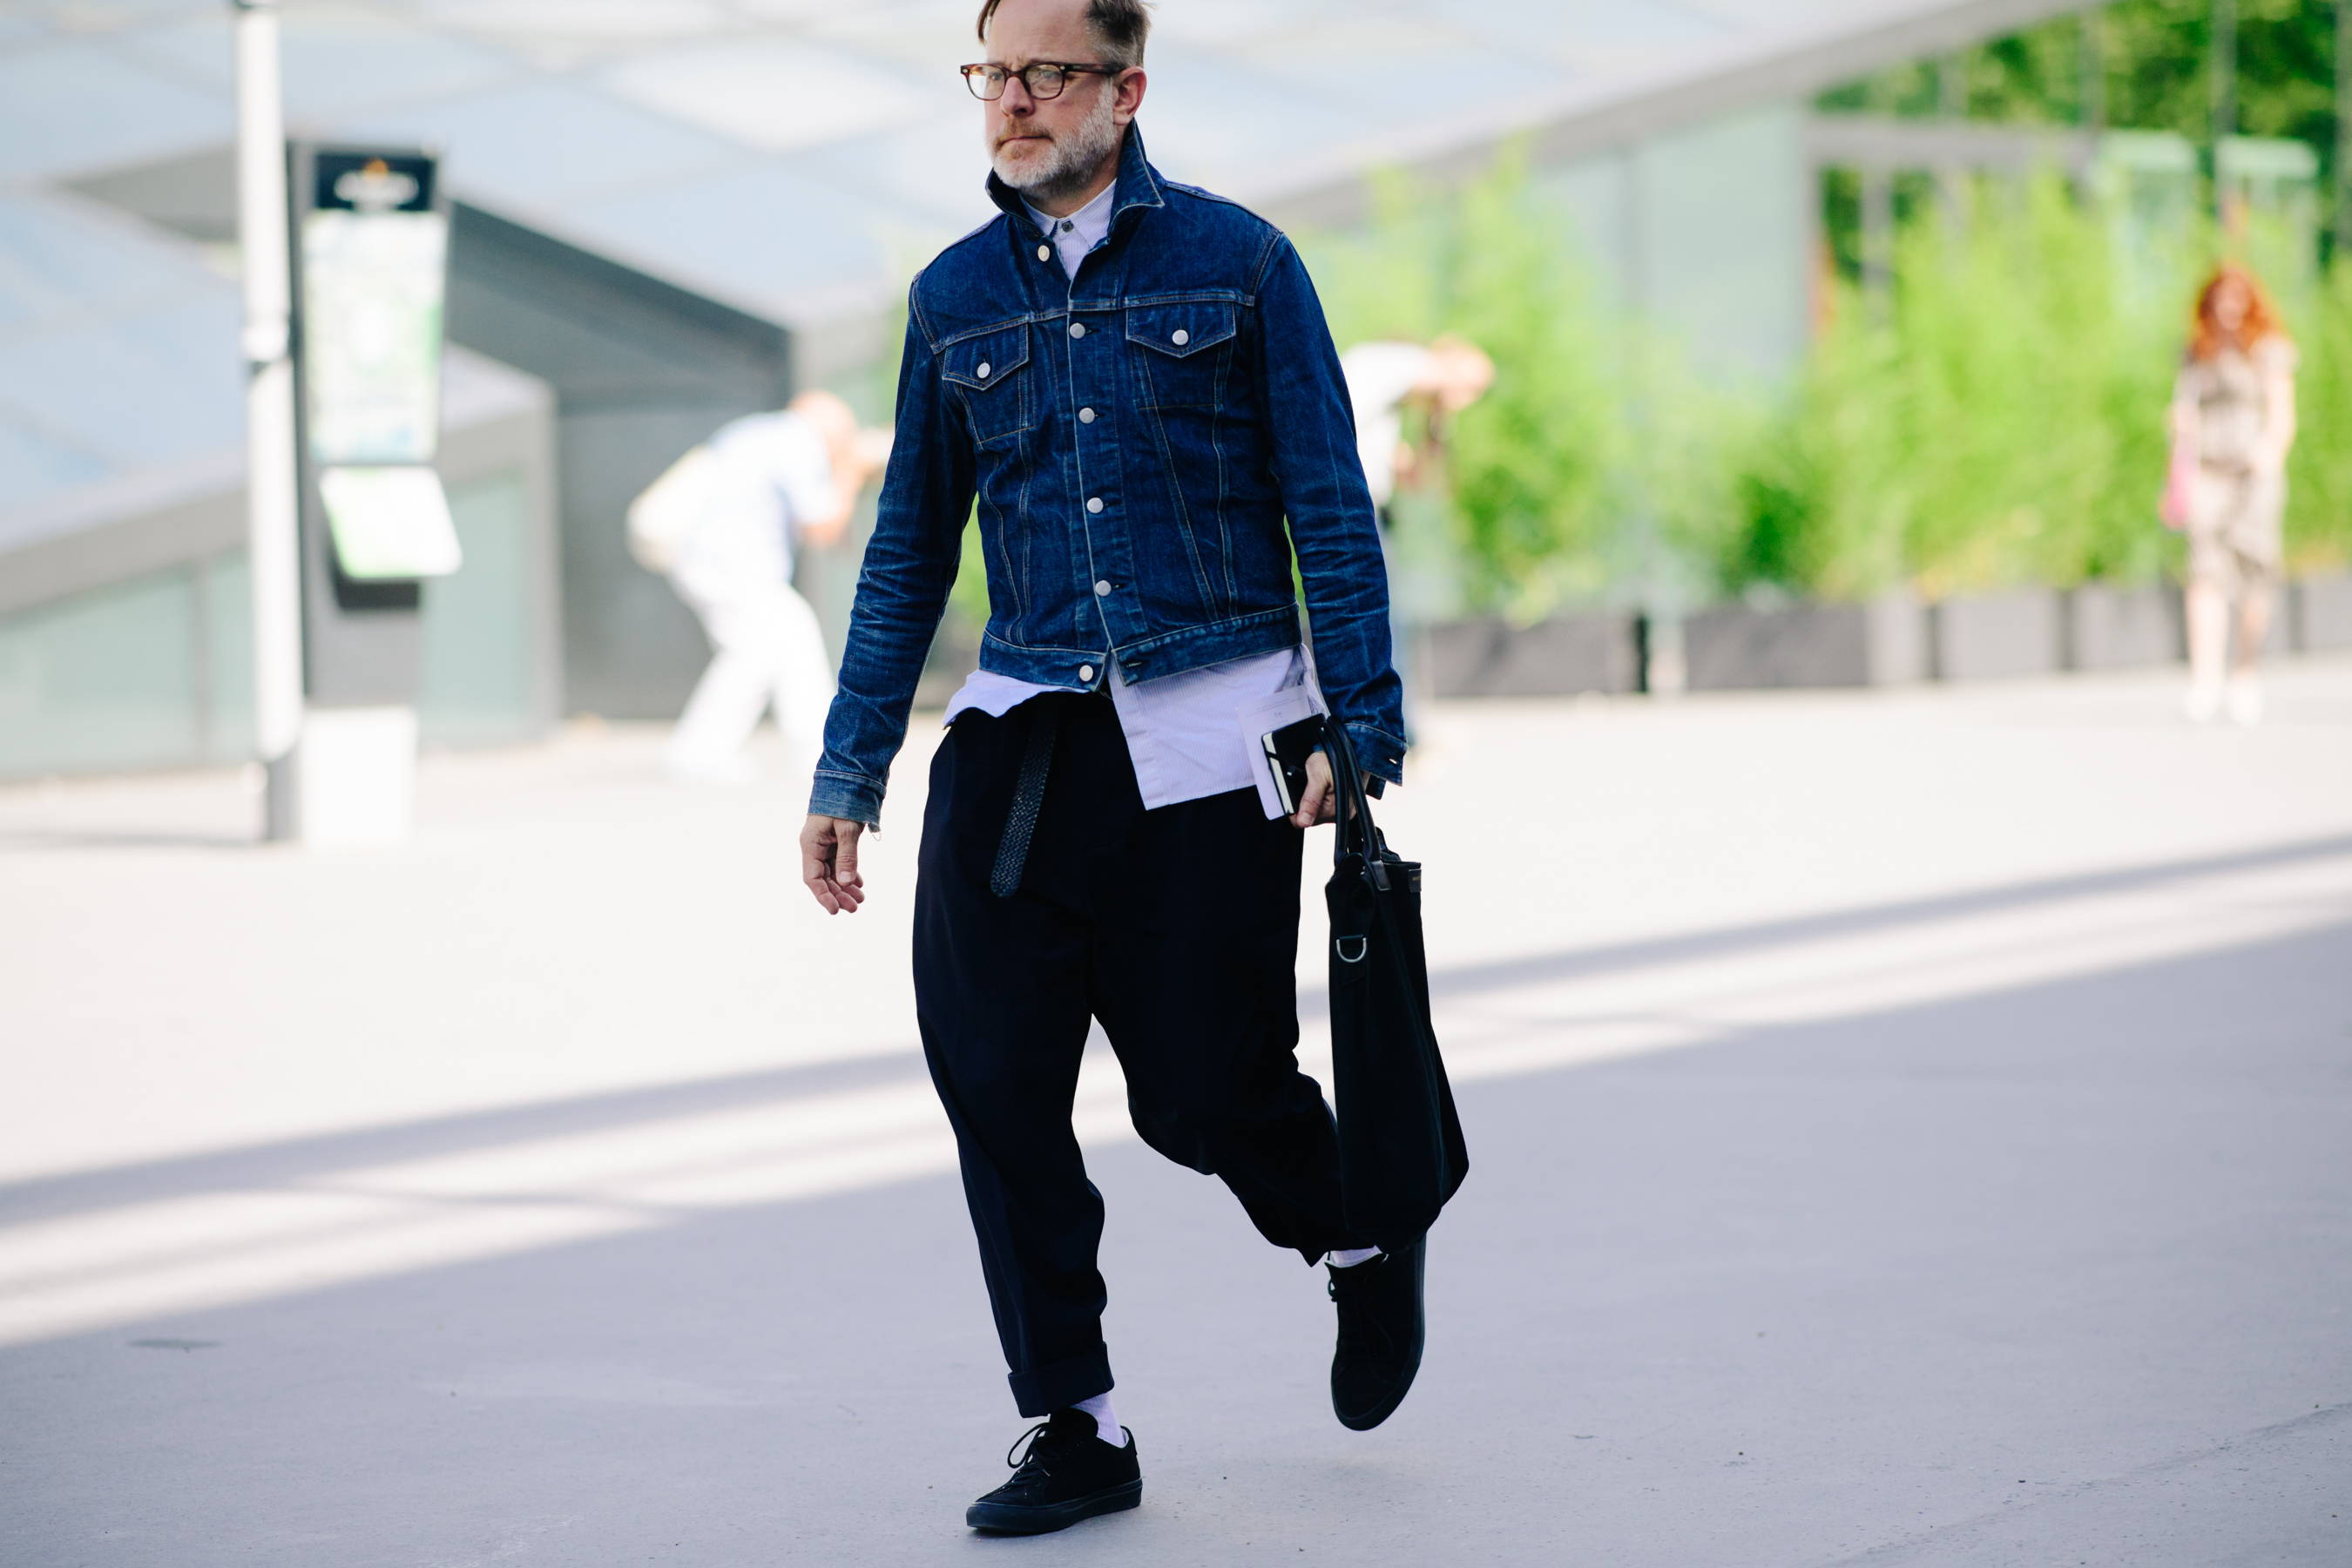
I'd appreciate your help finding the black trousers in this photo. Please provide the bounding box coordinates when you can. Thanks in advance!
[913,691,1366,1416]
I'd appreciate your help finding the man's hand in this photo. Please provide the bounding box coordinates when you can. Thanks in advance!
[801,814,868,914]
[1292,749,1373,830]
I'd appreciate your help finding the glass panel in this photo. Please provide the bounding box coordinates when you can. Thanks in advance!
[779,112,996,230]
[0,298,243,470]
[1445,0,1731,61]
[598,38,928,154]
[0,422,112,522]
[0,193,206,308]
[1234,15,1569,118]
[343,78,737,210]
[410,0,731,43]
[419,470,537,745]
[203,550,254,764]
[118,11,521,120]
[0,39,226,185]
[562,159,907,306]
[0,568,201,778]
[1128,44,1372,180]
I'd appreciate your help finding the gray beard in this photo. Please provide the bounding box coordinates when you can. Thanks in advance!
[990,91,1120,206]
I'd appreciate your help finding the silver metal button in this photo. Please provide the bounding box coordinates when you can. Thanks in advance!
[1094,579,1112,597]
[1078,407,1095,423]
[1069,321,1086,338]
[1078,664,1095,682]
[1172,328,1189,346]
[1037,245,1051,261]
[976,362,990,379]
[1086,497,1104,514]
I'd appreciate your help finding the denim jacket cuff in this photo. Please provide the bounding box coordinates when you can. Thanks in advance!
[1342,720,1405,794]
[808,768,886,829]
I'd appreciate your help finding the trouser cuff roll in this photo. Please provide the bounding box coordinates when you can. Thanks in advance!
[1009,1344,1114,1418]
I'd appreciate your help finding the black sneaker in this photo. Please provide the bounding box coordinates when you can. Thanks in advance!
[964,1409,1142,1535]
[1328,1235,1426,1430]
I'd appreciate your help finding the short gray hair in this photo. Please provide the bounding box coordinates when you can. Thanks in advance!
[975,0,1152,71]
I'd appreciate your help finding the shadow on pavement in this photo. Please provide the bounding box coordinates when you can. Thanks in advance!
[10,828,2349,1231]
[3,910,2348,1566]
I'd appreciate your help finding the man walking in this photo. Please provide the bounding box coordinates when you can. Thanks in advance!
[800,0,1418,1535]
[636,390,884,785]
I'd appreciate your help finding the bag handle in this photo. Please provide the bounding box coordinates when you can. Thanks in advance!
[1321,719,1389,892]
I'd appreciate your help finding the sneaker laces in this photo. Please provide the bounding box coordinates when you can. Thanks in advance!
[1004,1418,1078,1480]
[1328,1256,1396,1358]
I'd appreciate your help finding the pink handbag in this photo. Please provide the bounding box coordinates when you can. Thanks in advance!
[2159,436,2196,531]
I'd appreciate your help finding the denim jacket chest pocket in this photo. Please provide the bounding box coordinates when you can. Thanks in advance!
[1124,301,1239,409]
[942,324,1035,447]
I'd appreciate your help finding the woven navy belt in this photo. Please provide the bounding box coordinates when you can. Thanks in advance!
[990,698,1064,898]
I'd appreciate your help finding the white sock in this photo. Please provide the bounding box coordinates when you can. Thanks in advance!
[1327,1247,1382,1268]
[1072,1391,1128,1447]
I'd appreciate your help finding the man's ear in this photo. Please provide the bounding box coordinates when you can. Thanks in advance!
[1114,67,1146,125]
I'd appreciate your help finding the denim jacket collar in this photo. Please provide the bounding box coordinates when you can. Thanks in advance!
[985,122,1165,241]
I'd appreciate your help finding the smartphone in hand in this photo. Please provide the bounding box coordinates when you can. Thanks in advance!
[1260,714,1328,818]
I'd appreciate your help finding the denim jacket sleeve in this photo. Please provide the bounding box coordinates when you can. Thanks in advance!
[808,301,974,828]
[1251,234,1409,787]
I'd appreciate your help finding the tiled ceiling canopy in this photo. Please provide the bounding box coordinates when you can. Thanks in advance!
[0,0,2079,518]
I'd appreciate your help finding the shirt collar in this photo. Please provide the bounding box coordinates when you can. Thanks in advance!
[1022,178,1117,252]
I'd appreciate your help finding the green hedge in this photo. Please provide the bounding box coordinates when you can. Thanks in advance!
[1309,153,2352,611]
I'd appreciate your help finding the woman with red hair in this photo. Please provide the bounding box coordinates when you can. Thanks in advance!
[2168,264,2298,724]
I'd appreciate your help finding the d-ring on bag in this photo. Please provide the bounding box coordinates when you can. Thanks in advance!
[1321,720,1469,1252]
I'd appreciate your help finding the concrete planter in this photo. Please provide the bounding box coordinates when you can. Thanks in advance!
[1929,589,2065,681]
[2061,582,2182,672]
[1424,612,1639,698]
[2291,571,2352,652]
[1683,593,1926,690]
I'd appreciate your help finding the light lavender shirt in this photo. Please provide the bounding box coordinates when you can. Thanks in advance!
[940,179,1321,818]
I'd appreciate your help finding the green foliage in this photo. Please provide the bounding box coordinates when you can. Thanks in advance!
[1896,174,2177,592]
[1723,172,2191,598]
[1314,150,2348,607]
[1821,2,2342,207]
[1720,171,2352,597]
[1727,314,1911,598]
[1443,156,1624,616]
[2287,260,2352,567]
[1305,147,1623,618]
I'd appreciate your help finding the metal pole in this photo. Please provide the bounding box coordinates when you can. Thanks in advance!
[1861,166,1896,307]
[1621,144,1682,698]
[2078,5,2107,197]
[1936,54,1967,231]
[2337,0,2352,258]
[2212,0,2237,224]
[233,0,304,841]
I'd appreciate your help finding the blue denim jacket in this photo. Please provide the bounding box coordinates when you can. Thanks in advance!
[810,125,1405,828]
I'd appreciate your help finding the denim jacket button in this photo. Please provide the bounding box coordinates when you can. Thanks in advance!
[1078,664,1095,682]
[1037,245,1051,261]
[1094,579,1112,597]
[1069,321,1086,338]
[1078,407,1095,422]
[1086,497,1104,514]
[1172,328,1189,346]
[977,362,990,379]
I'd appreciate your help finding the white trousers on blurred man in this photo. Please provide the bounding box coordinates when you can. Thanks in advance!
[665,570,835,787]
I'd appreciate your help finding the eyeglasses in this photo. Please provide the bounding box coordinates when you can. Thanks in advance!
[961,61,1121,102]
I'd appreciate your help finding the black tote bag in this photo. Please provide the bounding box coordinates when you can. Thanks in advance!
[1321,721,1469,1252]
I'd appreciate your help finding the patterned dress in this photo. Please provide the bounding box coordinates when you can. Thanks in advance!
[2175,335,2297,593]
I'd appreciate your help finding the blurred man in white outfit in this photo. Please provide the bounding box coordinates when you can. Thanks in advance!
[640,390,886,784]
[1340,335,1493,523]
[1339,335,1492,714]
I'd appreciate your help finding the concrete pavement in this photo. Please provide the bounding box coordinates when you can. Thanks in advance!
[3,659,2349,1565]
